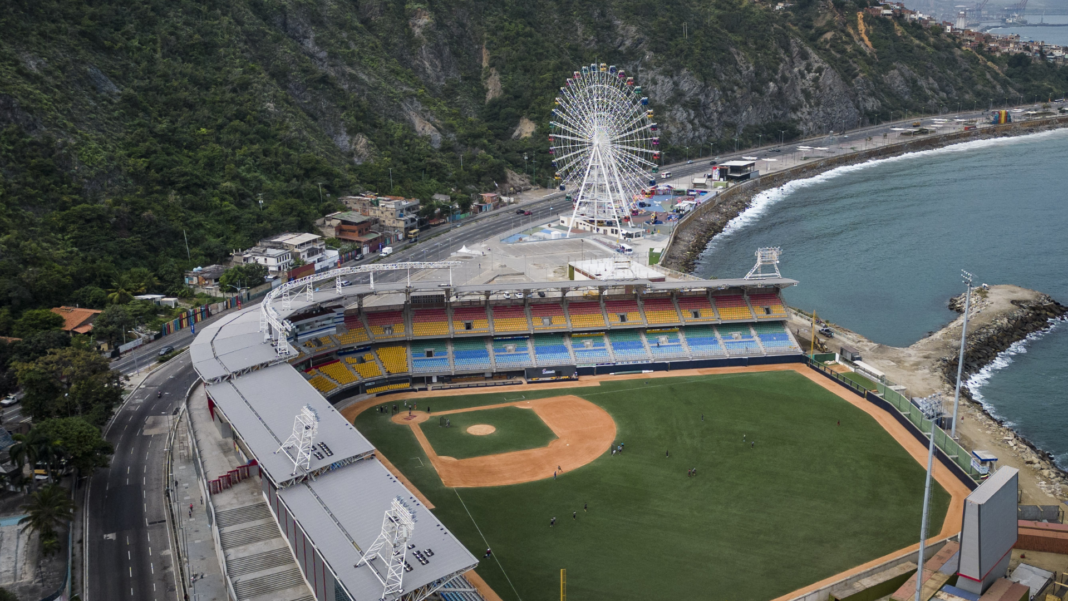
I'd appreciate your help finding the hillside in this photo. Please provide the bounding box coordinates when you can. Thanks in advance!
[0,0,1065,315]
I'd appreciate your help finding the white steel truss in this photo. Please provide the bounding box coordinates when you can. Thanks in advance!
[744,247,783,280]
[260,262,461,356]
[274,405,319,476]
[356,496,417,599]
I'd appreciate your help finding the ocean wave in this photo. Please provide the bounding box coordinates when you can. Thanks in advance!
[700,127,1068,256]
[964,317,1066,424]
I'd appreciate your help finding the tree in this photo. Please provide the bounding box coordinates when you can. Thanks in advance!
[12,310,64,338]
[20,485,74,541]
[219,264,268,293]
[0,586,18,601]
[14,347,123,425]
[91,305,135,348]
[33,418,112,478]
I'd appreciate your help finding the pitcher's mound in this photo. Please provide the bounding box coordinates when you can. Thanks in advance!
[467,424,496,436]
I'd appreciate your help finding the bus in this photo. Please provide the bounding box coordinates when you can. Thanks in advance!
[408,228,420,243]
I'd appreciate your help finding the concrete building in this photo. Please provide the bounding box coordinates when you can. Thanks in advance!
[50,306,102,335]
[184,264,228,295]
[318,211,374,243]
[341,195,420,242]
[268,233,327,266]
[232,246,293,274]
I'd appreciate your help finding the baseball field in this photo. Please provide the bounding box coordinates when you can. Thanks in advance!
[348,366,956,600]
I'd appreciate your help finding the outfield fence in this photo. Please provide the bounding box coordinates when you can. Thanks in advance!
[807,358,983,483]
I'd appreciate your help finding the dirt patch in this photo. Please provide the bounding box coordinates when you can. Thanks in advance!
[391,411,430,425]
[467,424,496,435]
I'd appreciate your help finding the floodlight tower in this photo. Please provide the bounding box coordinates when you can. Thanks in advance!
[356,496,418,599]
[744,247,783,280]
[914,393,944,601]
[275,405,319,476]
[951,270,973,439]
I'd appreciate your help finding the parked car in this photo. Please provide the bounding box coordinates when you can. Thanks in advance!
[515,209,525,214]
[0,395,18,407]
[818,327,834,338]
[523,210,532,216]
[158,345,175,356]
[537,291,546,298]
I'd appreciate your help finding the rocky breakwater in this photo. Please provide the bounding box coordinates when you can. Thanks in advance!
[791,284,1068,503]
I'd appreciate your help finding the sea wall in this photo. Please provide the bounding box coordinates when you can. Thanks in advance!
[661,114,1068,272]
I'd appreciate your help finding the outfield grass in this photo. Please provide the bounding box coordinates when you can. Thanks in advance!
[419,406,557,459]
[841,371,879,391]
[354,372,951,600]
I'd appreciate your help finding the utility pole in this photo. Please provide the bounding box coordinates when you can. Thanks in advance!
[389,168,394,193]
[183,229,191,260]
[317,182,323,206]
[951,270,973,438]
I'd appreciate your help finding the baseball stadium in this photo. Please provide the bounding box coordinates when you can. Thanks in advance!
[189,252,979,601]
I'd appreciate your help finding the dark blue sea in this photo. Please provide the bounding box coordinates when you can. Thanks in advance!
[694,128,1068,469]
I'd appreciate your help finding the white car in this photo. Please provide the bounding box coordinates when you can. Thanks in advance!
[0,395,17,407]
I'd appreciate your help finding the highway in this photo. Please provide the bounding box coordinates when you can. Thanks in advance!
[85,352,199,601]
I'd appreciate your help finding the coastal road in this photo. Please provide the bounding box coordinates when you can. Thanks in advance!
[86,352,200,601]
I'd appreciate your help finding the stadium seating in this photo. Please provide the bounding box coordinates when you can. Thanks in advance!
[339,314,371,345]
[530,303,568,330]
[375,345,409,375]
[345,354,383,379]
[491,337,534,368]
[302,335,336,351]
[366,382,410,394]
[646,329,688,359]
[533,334,572,365]
[491,305,531,333]
[717,324,760,355]
[712,295,755,321]
[366,310,406,339]
[318,361,358,385]
[452,306,491,334]
[642,298,682,325]
[748,293,788,319]
[604,300,643,326]
[677,295,718,322]
[752,322,799,352]
[411,309,450,337]
[452,338,492,371]
[682,326,725,356]
[570,333,611,363]
[306,371,338,393]
[567,301,607,329]
[606,330,650,362]
[411,340,452,373]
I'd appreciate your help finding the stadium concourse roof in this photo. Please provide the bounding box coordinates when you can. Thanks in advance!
[189,309,478,600]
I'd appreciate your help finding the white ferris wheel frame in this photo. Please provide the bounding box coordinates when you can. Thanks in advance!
[550,63,658,239]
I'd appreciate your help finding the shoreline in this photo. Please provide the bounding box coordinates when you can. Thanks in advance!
[661,114,1068,273]
[790,286,1068,504]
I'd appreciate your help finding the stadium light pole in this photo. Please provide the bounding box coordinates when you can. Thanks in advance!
[915,393,943,601]
[951,270,973,439]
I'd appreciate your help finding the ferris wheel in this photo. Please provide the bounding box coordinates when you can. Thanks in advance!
[549,63,659,238]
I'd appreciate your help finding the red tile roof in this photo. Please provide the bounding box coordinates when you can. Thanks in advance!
[50,306,102,333]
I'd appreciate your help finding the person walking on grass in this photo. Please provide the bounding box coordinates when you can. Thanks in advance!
[666,450,670,458]
[550,517,556,527]
[484,548,492,558]
[584,502,587,512]
[553,471,557,480]
[573,511,577,520]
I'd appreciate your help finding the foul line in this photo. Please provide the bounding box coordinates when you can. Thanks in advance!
[453,489,524,601]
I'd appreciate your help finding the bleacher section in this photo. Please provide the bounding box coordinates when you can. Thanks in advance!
[491,338,534,369]
[411,309,450,337]
[410,340,452,374]
[717,324,761,355]
[530,303,568,330]
[366,310,406,339]
[682,326,725,356]
[677,295,718,322]
[306,371,338,393]
[607,330,650,362]
[604,300,644,326]
[375,346,409,375]
[302,336,336,351]
[491,305,530,333]
[567,301,606,329]
[452,307,491,334]
[337,315,371,345]
[749,293,788,319]
[318,361,358,385]
[533,334,572,366]
[452,338,492,372]
[366,382,410,394]
[752,322,799,353]
[645,329,688,360]
[570,333,611,364]
[713,295,755,321]
[345,354,382,379]
[642,298,682,325]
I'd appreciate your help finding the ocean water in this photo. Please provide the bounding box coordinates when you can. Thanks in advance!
[987,15,1068,47]
[694,128,1068,469]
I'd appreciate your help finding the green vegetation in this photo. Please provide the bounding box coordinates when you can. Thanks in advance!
[219,264,268,294]
[648,248,662,265]
[14,347,124,427]
[1,0,1065,322]
[418,407,557,460]
[355,371,950,600]
[841,370,878,391]
[19,485,75,555]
